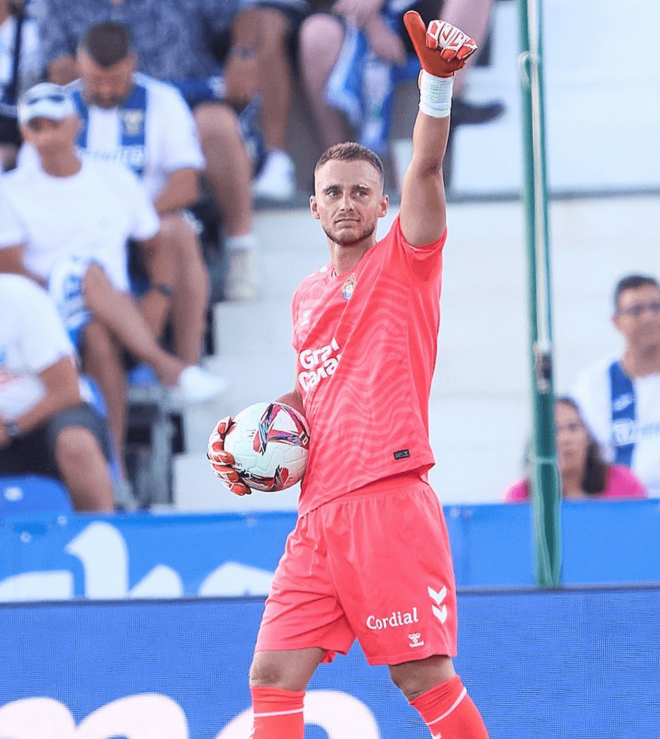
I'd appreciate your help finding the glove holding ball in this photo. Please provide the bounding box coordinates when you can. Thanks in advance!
[207,416,252,496]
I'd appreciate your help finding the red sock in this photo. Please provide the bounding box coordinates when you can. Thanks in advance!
[410,675,489,738]
[250,686,305,739]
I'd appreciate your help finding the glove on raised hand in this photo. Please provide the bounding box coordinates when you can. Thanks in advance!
[403,11,478,78]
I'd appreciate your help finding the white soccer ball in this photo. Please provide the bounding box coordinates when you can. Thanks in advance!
[224,402,310,492]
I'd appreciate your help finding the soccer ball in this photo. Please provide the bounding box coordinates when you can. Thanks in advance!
[224,402,310,492]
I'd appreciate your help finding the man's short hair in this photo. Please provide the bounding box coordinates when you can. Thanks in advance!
[613,274,660,311]
[314,142,384,183]
[78,22,132,68]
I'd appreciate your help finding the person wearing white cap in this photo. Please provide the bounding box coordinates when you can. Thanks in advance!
[0,81,227,481]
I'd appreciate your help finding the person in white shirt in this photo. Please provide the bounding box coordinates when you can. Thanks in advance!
[72,21,210,364]
[0,82,226,477]
[571,274,660,497]
[0,273,115,512]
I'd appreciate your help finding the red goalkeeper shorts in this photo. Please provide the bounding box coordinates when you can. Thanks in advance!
[255,473,458,666]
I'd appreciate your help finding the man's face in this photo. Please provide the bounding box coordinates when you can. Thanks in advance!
[78,50,135,109]
[21,115,79,158]
[613,284,660,352]
[310,159,388,247]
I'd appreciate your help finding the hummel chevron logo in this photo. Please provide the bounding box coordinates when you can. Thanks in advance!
[428,585,447,623]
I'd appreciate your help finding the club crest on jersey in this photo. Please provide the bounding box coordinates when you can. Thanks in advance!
[341,275,356,300]
[122,109,145,137]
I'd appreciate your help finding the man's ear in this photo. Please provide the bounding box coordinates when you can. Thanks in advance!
[310,195,320,220]
[378,194,389,218]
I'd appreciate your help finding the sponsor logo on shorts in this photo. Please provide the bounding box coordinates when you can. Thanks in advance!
[408,632,425,648]
[366,607,419,631]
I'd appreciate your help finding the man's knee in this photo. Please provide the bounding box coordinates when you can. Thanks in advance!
[194,102,241,142]
[299,14,344,58]
[249,649,324,691]
[389,654,456,701]
[55,425,104,469]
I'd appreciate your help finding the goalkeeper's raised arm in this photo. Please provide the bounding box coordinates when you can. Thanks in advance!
[399,11,477,248]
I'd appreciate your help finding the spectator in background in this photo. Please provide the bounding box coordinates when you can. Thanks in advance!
[300,0,503,155]
[0,0,42,170]
[230,0,312,201]
[0,273,115,512]
[571,274,660,498]
[504,396,647,502]
[0,83,226,479]
[40,0,259,301]
[73,22,209,366]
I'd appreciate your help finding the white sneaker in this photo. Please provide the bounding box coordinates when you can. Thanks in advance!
[167,366,228,409]
[251,150,296,201]
[224,248,258,302]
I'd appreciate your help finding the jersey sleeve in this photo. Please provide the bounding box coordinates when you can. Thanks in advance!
[155,84,206,173]
[570,362,613,455]
[17,280,75,374]
[118,166,161,241]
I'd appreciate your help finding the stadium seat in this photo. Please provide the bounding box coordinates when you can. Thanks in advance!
[0,475,73,516]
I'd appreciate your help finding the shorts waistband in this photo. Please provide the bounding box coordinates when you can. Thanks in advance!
[335,472,426,502]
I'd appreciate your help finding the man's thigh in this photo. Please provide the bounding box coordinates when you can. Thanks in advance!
[322,478,458,667]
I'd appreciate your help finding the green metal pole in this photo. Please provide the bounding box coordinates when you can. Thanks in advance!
[518,0,562,587]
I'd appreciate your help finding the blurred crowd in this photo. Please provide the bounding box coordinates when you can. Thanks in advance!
[2,0,655,513]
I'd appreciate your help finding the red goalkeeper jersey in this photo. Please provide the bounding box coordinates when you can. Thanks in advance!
[291,215,447,515]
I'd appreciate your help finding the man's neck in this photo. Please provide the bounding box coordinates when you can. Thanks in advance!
[40,151,82,178]
[330,242,373,278]
[621,346,660,378]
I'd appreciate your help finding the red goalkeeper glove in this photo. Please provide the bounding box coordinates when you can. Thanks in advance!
[404,11,478,78]
[207,416,251,496]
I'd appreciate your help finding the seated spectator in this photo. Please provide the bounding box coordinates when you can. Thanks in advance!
[0,273,115,512]
[40,0,259,301]
[571,274,660,498]
[72,21,209,366]
[0,0,42,170]
[300,0,503,155]
[503,396,647,502]
[0,83,226,479]
[229,0,312,201]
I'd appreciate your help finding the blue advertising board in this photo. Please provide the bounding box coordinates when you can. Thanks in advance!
[1,587,660,738]
[2,499,660,602]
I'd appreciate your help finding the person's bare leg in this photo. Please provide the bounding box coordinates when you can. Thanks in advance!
[55,426,115,512]
[83,264,184,387]
[194,102,253,238]
[249,648,325,690]
[389,655,456,701]
[137,234,175,339]
[299,14,349,149]
[160,213,209,365]
[257,8,294,152]
[82,320,128,476]
[438,0,495,96]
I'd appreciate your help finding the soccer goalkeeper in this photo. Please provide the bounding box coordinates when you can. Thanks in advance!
[208,11,490,738]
